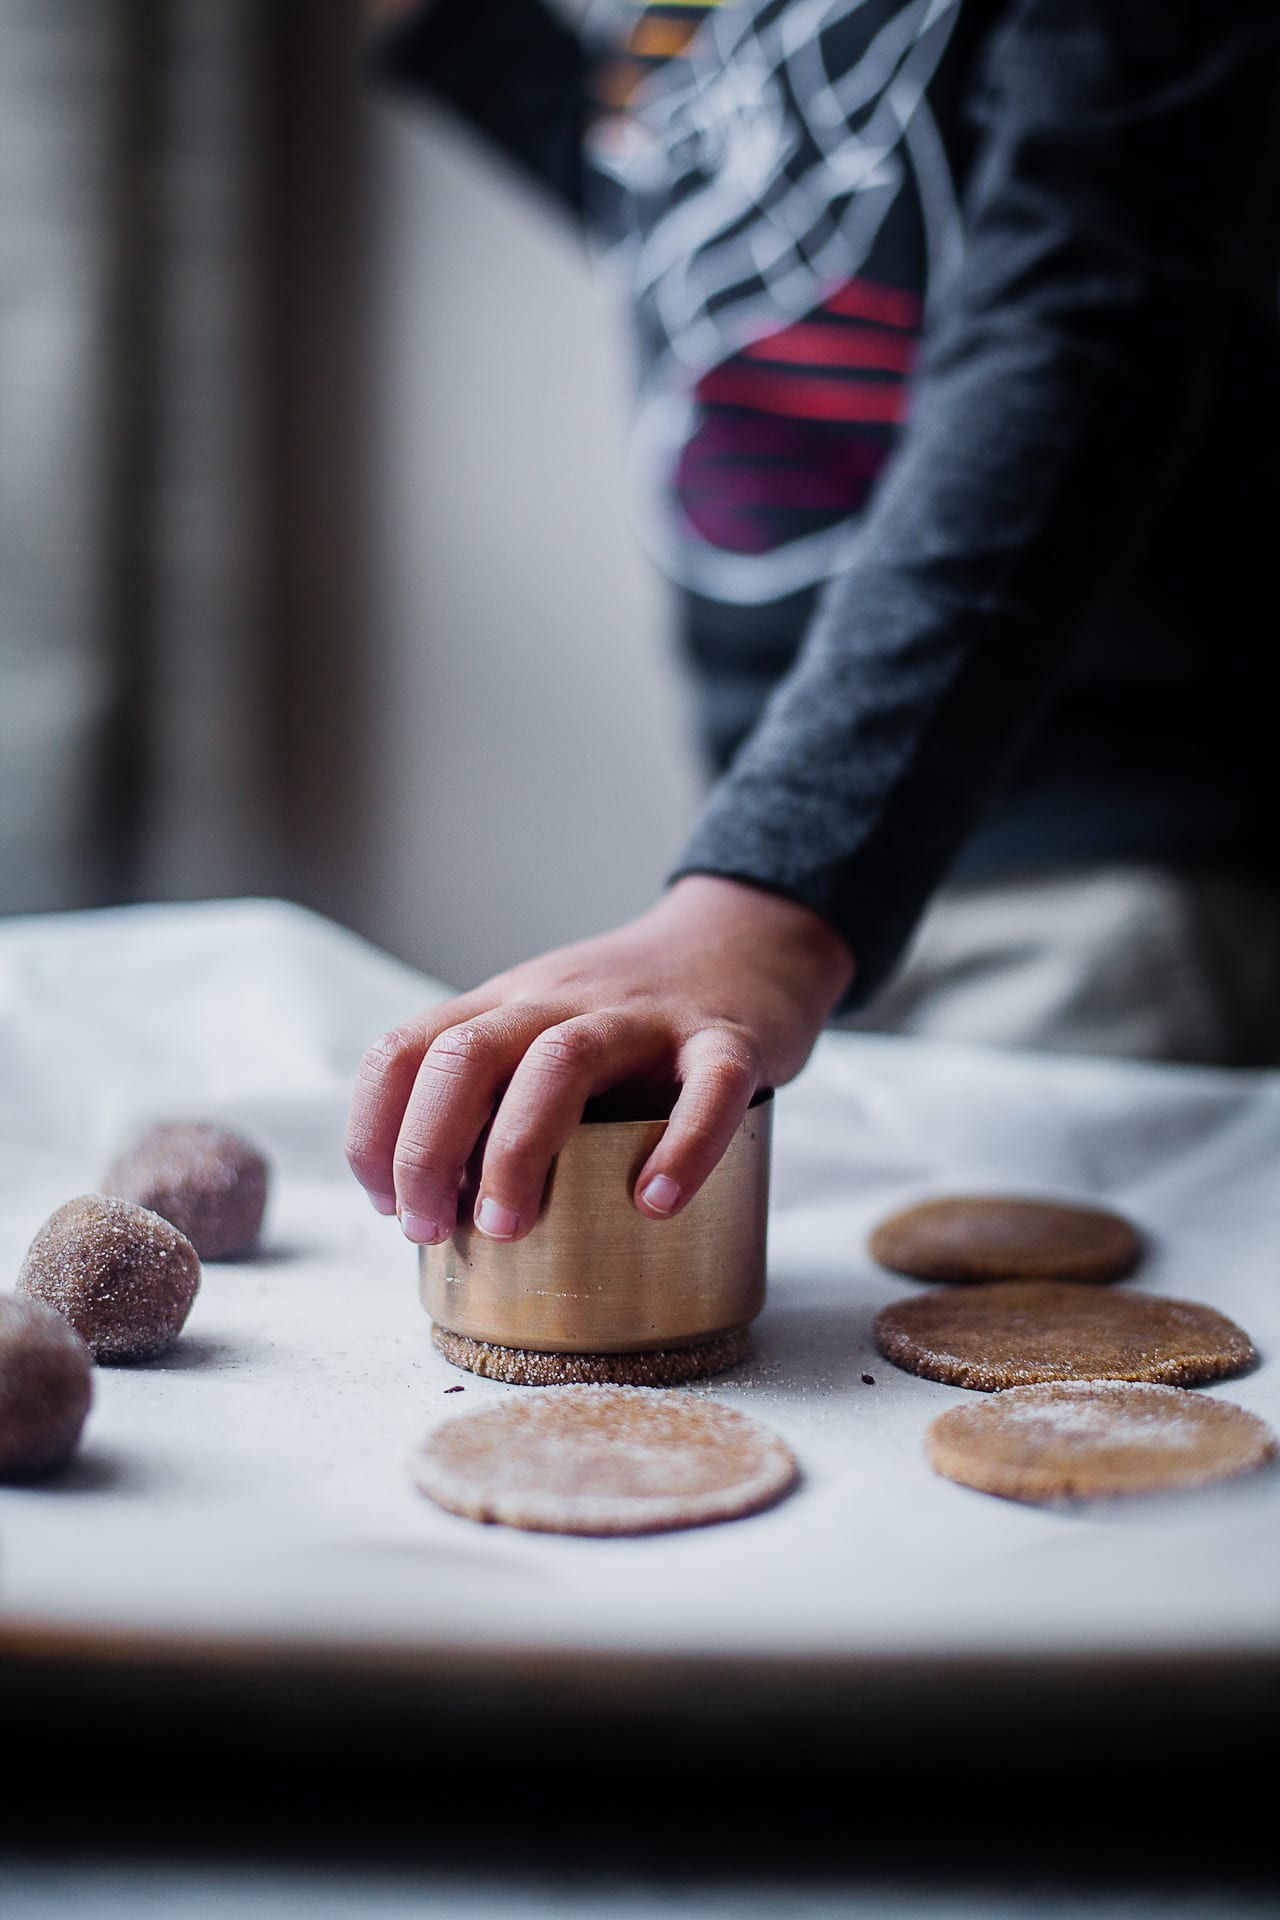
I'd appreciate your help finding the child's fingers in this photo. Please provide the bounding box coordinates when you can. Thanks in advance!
[632,1027,761,1218]
[344,989,494,1210]
[472,1009,665,1241]
[389,1002,558,1241]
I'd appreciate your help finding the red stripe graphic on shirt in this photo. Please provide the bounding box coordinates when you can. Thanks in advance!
[678,410,889,468]
[695,365,909,424]
[742,321,916,373]
[822,279,922,329]
[679,465,879,509]
[678,278,920,553]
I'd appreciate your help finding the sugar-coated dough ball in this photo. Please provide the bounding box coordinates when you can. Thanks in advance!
[18,1194,201,1364]
[0,1294,93,1477]
[102,1120,268,1260]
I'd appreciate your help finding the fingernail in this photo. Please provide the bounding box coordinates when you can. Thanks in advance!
[476,1198,519,1240]
[369,1191,398,1216]
[641,1174,681,1215]
[401,1211,441,1244]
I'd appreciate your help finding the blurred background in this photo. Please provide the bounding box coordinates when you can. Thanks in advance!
[0,0,703,989]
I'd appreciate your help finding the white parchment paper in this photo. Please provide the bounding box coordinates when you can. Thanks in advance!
[0,898,1276,1661]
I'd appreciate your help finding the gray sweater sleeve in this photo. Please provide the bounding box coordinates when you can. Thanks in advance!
[672,0,1280,1009]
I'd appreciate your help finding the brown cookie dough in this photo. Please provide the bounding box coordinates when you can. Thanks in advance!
[874,1279,1254,1391]
[925,1380,1277,1503]
[102,1120,268,1260]
[869,1195,1142,1284]
[431,1322,750,1387]
[411,1384,797,1535]
[18,1194,201,1364]
[0,1294,93,1478]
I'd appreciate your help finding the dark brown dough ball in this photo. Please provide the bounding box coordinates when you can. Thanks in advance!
[18,1194,201,1363]
[0,1294,93,1477]
[102,1121,268,1260]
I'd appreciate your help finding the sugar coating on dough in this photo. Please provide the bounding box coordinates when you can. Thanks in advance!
[874,1279,1254,1391]
[411,1384,797,1535]
[925,1380,1277,1502]
[18,1194,201,1364]
[868,1195,1142,1284]
[431,1322,750,1387]
[102,1120,268,1260]
[0,1293,93,1478]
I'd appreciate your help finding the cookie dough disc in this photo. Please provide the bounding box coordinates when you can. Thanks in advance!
[431,1322,750,1387]
[869,1195,1142,1284]
[925,1380,1278,1503]
[18,1194,201,1364]
[874,1280,1254,1391]
[0,1295,93,1478]
[103,1120,268,1260]
[411,1385,797,1535]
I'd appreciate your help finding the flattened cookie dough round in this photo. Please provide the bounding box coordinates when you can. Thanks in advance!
[874,1280,1254,1391]
[925,1380,1277,1503]
[411,1385,797,1535]
[869,1195,1142,1284]
[431,1322,750,1387]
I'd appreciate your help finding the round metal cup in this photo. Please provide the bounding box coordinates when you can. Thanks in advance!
[420,1090,772,1354]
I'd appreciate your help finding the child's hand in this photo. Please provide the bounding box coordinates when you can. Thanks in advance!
[345,875,854,1244]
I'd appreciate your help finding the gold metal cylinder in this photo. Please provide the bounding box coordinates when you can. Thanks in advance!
[420,1092,772,1354]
